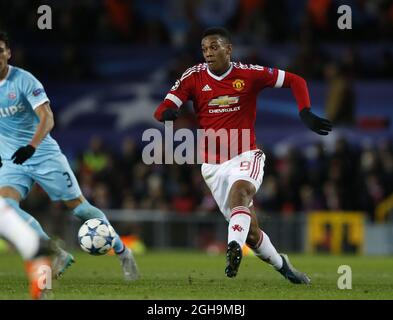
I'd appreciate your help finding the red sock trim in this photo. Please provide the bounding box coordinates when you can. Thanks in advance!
[255,229,264,248]
[230,206,251,218]
[248,229,263,250]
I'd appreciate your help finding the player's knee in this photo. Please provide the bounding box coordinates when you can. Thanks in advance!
[72,201,106,221]
[229,181,255,207]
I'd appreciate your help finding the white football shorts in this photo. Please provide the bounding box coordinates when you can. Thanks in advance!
[201,149,266,221]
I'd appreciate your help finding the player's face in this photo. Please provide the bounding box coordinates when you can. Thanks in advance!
[201,35,232,75]
[0,41,10,78]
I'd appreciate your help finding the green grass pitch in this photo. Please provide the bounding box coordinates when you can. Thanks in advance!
[0,251,392,300]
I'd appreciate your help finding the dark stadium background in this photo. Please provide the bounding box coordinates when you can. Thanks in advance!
[1,0,392,255]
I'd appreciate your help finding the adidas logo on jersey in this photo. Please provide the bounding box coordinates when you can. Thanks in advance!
[202,84,212,91]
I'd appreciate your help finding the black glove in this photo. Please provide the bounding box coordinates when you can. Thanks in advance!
[0,155,2,168]
[161,108,179,122]
[11,145,36,164]
[299,108,332,135]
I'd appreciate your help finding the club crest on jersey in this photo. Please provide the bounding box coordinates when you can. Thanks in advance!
[208,96,239,108]
[8,92,16,100]
[232,79,245,91]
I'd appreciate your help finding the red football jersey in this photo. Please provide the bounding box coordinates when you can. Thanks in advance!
[164,62,286,163]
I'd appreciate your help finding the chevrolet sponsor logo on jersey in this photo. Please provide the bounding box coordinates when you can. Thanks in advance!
[208,96,240,114]
[208,96,239,107]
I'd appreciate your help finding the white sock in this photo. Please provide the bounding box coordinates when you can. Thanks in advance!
[251,230,283,270]
[0,200,40,260]
[228,206,251,247]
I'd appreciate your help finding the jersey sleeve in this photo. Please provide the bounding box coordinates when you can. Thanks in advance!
[19,71,50,110]
[251,65,286,91]
[164,68,195,108]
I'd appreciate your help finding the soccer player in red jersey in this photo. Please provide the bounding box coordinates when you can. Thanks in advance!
[154,27,332,283]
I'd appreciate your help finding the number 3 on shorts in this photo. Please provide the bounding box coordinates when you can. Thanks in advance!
[62,172,73,188]
[240,161,251,171]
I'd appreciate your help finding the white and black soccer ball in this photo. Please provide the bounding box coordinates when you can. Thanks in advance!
[78,218,116,255]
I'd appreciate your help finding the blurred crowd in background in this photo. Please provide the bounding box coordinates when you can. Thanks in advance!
[0,0,392,233]
[24,135,393,223]
[1,0,392,81]
[4,0,393,45]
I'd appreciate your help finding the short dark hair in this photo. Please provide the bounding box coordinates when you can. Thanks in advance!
[0,31,10,48]
[202,27,231,43]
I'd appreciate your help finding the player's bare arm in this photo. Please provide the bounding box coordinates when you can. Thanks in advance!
[31,102,54,147]
[11,102,54,164]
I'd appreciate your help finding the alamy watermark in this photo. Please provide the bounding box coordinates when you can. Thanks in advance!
[37,5,52,30]
[36,5,352,32]
[337,5,352,30]
[142,122,251,164]
[337,265,352,289]
[29,264,52,293]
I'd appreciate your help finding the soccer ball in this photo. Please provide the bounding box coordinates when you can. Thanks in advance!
[78,218,116,255]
